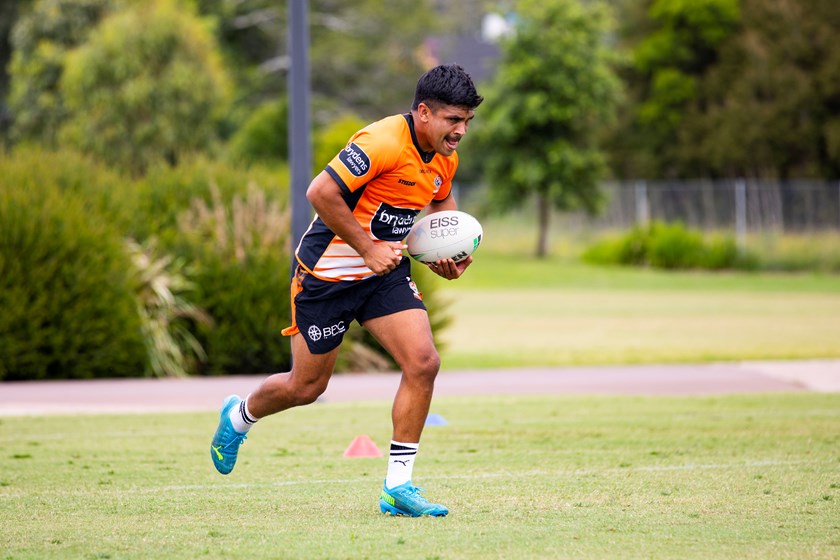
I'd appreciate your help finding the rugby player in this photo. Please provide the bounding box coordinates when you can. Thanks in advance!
[210,64,483,517]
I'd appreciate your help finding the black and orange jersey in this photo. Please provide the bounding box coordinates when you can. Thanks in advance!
[294,113,458,281]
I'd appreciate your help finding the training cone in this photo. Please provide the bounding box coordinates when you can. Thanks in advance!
[342,435,383,458]
[425,413,449,426]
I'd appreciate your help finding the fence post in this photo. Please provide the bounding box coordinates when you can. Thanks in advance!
[735,178,747,251]
[635,180,649,226]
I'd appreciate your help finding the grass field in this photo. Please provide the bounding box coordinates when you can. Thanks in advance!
[433,252,840,369]
[3,220,838,559]
[1,394,838,559]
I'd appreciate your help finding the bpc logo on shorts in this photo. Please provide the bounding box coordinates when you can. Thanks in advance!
[307,325,323,342]
[307,322,346,343]
[339,143,370,177]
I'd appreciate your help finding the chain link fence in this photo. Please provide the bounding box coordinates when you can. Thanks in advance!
[459,179,840,237]
[597,180,840,235]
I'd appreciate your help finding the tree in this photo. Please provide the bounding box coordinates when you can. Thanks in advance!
[608,0,840,179]
[606,0,740,178]
[308,0,440,118]
[58,0,231,175]
[473,0,621,257]
[7,0,114,145]
[680,0,840,179]
[192,0,441,128]
[0,0,34,143]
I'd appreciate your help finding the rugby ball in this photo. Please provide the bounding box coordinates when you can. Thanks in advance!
[406,210,483,264]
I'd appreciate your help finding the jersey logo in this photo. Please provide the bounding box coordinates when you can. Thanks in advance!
[370,203,418,240]
[433,175,443,195]
[339,142,370,177]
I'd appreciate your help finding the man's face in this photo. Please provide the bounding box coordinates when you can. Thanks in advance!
[416,103,476,156]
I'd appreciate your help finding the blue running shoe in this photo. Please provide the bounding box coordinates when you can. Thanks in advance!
[210,395,247,475]
[380,481,449,517]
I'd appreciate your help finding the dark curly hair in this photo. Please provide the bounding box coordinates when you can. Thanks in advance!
[411,64,484,111]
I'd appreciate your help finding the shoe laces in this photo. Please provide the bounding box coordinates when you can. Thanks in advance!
[223,432,247,450]
[400,485,434,505]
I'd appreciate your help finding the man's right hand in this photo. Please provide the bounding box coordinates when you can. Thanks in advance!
[363,242,407,276]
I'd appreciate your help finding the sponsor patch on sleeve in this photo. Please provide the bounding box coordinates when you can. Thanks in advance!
[338,142,370,177]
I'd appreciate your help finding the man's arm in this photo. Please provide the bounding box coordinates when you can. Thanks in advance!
[306,171,405,276]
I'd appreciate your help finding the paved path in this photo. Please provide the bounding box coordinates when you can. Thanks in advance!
[1,360,837,416]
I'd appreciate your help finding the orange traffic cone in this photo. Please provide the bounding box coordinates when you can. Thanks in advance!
[342,435,383,458]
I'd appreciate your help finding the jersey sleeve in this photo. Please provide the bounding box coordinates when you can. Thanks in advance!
[325,126,401,194]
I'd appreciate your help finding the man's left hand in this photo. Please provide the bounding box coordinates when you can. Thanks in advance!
[428,256,472,280]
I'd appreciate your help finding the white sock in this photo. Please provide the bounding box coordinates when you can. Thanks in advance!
[385,440,419,489]
[228,394,258,433]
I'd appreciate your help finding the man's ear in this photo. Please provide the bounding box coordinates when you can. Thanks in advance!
[416,102,432,122]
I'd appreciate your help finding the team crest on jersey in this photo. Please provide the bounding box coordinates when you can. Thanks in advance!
[433,175,443,195]
[339,142,370,177]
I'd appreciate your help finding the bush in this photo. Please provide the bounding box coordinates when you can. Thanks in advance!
[227,99,289,164]
[0,167,146,380]
[647,222,705,269]
[131,157,289,243]
[0,147,136,228]
[582,221,750,270]
[173,182,293,374]
[190,250,291,375]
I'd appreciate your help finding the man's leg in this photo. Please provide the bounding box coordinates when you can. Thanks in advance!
[364,309,439,442]
[363,309,448,517]
[210,334,339,475]
[247,334,340,417]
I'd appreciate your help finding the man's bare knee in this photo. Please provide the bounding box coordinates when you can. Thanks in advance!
[292,379,327,405]
[404,350,441,386]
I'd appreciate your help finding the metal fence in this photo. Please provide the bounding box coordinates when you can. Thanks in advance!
[460,179,840,237]
[598,180,840,235]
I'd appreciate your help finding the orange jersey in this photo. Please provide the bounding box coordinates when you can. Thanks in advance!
[295,114,458,281]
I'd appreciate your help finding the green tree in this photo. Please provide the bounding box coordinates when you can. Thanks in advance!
[7,0,114,145]
[474,0,620,257]
[608,0,740,178]
[0,0,34,142]
[308,0,439,118]
[680,0,840,178]
[58,0,231,175]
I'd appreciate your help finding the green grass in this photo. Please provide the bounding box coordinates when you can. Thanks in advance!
[430,253,840,369]
[1,394,839,559]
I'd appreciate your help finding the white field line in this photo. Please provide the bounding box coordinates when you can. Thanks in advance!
[0,459,828,500]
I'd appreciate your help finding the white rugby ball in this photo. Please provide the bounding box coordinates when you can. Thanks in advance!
[406,210,483,264]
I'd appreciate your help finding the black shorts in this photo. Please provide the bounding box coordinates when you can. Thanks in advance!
[283,258,426,354]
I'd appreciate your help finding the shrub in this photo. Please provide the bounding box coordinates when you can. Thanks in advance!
[583,221,749,270]
[647,222,705,269]
[0,147,136,228]
[0,172,146,380]
[312,113,368,171]
[128,239,212,378]
[175,183,292,374]
[227,99,289,164]
[131,157,289,243]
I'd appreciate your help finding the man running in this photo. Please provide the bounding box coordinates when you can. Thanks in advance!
[210,64,483,517]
